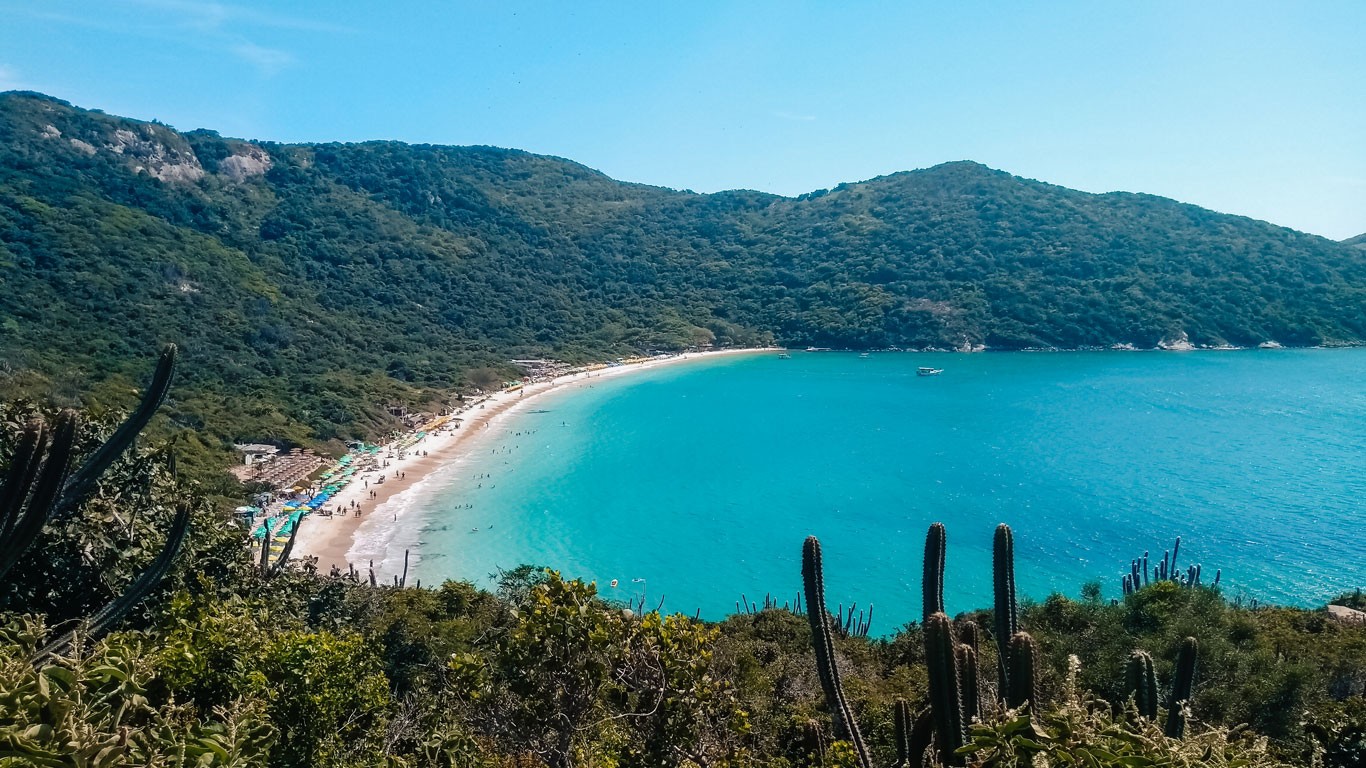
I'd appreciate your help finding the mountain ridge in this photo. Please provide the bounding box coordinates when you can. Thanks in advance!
[2,91,1362,470]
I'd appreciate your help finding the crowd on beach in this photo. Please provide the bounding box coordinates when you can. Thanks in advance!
[243,349,765,570]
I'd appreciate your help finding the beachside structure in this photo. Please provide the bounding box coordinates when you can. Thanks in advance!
[234,443,279,466]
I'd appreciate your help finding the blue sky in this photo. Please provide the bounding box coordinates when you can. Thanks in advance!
[2,1,1363,239]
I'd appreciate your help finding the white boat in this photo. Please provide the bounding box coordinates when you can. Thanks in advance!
[805,346,831,352]
[858,352,869,359]
[917,367,943,376]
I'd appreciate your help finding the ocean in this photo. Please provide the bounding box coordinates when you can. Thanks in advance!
[405,349,1366,627]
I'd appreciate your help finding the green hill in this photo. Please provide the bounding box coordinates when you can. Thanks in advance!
[2,91,1363,469]
[1344,233,1366,249]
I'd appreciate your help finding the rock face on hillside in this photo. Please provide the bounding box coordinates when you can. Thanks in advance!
[218,144,272,182]
[1327,604,1366,624]
[2,89,1364,447]
[1344,233,1366,249]
[34,109,206,183]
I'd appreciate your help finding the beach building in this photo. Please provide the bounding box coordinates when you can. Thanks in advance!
[234,443,279,466]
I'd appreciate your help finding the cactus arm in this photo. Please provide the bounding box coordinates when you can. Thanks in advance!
[801,536,872,768]
[1005,631,1040,713]
[925,612,967,765]
[993,523,1019,695]
[957,640,980,723]
[55,344,177,520]
[893,698,912,767]
[0,412,76,580]
[35,501,191,661]
[0,421,46,539]
[923,522,946,621]
[1125,650,1159,719]
[1164,637,1199,738]
[907,706,934,768]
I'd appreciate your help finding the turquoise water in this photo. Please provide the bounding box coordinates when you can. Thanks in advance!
[411,350,1366,626]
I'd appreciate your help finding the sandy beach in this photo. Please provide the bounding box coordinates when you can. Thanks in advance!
[292,347,773,576]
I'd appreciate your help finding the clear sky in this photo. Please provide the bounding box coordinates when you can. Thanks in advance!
[2,1,1363,239]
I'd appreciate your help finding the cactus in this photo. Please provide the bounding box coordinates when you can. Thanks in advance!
[957,619,981,654]
[893,698,912,766]
[1164,636,1199,739]
[993,523,1019,695]
[802,536,872,768]
[925,612,967,765]
[0,420,47,542]
[3,344,180,586]
[0,346,193,658]
[0,411,77,580]
[1125,650,1158,719]
[37,501,192,660]
[1005,631,1039,713]
[956,640,980,723]
[923,522,946,621]
[801,718,826,766]
[55,344,178,520]
[907,706,934,768]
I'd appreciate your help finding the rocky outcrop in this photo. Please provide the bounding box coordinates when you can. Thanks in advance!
[1158,331,1196,351]
[219,144,273,182]
[1327,604,1366,624]
[108,127,205,182]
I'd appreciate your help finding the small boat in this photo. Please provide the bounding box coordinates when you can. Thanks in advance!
[777,352,791,359]
[917,367,944,376]
[858,352,869,359]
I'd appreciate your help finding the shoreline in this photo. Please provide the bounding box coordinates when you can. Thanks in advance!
[292,347,774,576]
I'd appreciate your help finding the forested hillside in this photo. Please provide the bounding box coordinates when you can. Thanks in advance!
[2,91,1363,467]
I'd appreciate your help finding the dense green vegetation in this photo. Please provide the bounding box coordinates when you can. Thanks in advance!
[1,403,1364,766]
[2,91,1364,482]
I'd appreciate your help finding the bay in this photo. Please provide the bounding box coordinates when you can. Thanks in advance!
[411,349,1366,626]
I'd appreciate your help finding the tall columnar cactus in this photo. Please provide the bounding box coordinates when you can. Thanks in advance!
[956,639,980,723]
[0,411,77,579]
[893,698,912,767]
[925,612,967,766]
[923,522,946,622]
[0,345,192,659]
[38,502,192,660]
[1005,631,1040,713]
[993,523,1019,695]
[1125,649,1159,720]
[906,706,934,768]
[54,344,177,521]
[1164,636,1199,739]
[802,536,872,768]
[957,619,981,654]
